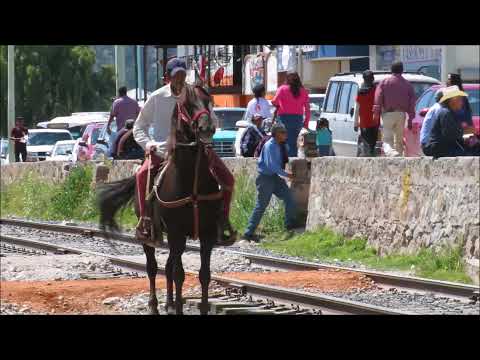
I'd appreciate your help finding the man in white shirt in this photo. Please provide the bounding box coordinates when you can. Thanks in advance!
[134,58,236,245]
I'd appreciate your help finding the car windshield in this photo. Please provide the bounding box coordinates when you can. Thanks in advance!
[91,128,101,145]
[412,82,438,100]
[54,144,74,156]
[310,97,324,112]
[27,132,72,146]
[69,126,84,140]
[214,110,245,130]
[466,89,479,117]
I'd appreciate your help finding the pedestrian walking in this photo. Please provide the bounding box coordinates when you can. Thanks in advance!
[316,118,333,156]
[243,123,296,242]
[423,85,468,158]
[240,114,267,157]
[419,89,444,155]
[373,62,416,156]
[9,117,28,162]
[446,73,474,133]
[107,87,141,157]
[245,84,272,121]
[354,70,380,156]
[271,71,310,157]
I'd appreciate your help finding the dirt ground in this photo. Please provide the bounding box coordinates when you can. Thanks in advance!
[221,270,375,293]
[0,275,200,314]
[1,270,374,314]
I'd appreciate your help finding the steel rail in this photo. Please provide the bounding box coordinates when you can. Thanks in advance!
[2,218,478,299]
[0,234,412,315]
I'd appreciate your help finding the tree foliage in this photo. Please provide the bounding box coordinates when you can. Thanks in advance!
[0,45,115,136]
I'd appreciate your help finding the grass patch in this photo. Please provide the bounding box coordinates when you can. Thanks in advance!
[261,227,472,284]
[230,172,286,236]
[0,164,136,228]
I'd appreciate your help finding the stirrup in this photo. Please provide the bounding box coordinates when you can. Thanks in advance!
[216,221,237,246]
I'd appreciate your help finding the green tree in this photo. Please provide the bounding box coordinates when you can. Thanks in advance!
[0,45,115,135]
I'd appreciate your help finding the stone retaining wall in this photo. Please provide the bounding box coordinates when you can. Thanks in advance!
[306,157,480,263]
[2,157,479,267]
[1,161,69,189]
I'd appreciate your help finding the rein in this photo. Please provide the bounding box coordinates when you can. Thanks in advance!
[152,99,223,240]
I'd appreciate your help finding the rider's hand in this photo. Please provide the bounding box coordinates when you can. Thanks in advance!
[354,126,359,132]
[146,144,157,153]
[106,127,112,135]
[286,172,294,180]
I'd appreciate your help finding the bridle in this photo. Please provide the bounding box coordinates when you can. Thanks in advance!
[151,89,223,240]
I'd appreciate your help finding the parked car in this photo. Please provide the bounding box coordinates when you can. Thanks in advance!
[93,123,154,160]
[404,83,480,156]
[321,71,441,156]
[40,112,109,140]
[1,138,9,165]
[26,129,73,161]
[72,122,105,162]
[46,140,76,161]
[307,93,326,130]
[212,107,246,158]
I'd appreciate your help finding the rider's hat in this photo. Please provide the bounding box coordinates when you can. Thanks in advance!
[166,58,187,77]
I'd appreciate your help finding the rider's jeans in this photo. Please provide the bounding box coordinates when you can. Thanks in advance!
[136,150,234,220]
[244,174,296,237]
[136,154,164,219]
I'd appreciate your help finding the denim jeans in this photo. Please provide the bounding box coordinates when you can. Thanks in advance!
[244,174,296,237]
[317,145,331,156]
[277,114,304,157]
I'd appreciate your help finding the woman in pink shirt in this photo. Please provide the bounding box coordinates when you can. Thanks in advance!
[272,72,310,157]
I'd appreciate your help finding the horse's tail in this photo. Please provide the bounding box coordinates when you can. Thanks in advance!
[96,176,137,234]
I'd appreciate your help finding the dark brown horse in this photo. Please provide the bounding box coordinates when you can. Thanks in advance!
[97,85,223,315]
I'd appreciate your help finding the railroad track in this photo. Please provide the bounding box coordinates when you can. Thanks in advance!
[2,217,478,300]
[0,233,413,315]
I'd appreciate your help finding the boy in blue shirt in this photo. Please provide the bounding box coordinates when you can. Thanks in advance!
[243,123,297,242]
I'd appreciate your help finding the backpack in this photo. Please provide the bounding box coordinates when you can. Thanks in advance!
[241,127,265,157]
[254,135,272,158]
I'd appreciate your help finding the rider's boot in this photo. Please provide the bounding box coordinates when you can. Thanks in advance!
[136,216,152,243]
[216,218,237,247]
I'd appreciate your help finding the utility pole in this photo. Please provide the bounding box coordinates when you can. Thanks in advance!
[115,45,126,91]
[7,45,15,163]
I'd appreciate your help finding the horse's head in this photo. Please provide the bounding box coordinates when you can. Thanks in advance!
[174,84,217,145]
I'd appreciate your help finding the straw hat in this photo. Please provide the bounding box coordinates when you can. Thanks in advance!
[439,85,468,103]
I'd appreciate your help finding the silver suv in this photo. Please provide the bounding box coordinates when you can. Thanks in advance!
[321,71,441,156]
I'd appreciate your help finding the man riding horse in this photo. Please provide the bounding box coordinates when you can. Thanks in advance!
[133,57,236,246]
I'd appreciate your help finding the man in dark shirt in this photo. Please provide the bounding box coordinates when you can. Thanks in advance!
[423,86,468,158]
[115,119,144,159]
[9,117,28,162]
[354,70,379,156]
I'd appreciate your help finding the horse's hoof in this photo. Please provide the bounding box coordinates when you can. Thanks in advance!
[165,305,175,315]
[149,307,159,315]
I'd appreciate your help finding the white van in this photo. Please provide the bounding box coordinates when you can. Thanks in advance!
[321,71,441,156]
[40,112,110,140]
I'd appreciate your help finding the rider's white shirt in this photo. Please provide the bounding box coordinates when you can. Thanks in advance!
[133,84,184,157]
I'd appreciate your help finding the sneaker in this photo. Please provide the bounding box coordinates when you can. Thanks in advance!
[242,233,261,243]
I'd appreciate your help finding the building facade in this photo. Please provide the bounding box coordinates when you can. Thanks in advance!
[369,45,480,83]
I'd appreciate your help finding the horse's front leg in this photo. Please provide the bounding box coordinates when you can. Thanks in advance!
[171,236,186,315]
[199,236,214,315]
[165,252,174,313]
[142,244,159,315]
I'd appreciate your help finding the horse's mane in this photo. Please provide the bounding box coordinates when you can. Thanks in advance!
[167,84,211,155]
